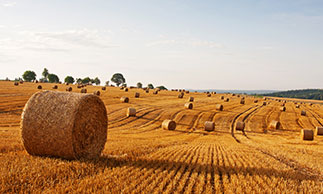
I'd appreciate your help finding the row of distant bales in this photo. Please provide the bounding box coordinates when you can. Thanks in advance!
[13,80,323,141]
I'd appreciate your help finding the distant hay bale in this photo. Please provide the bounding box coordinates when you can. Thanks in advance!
[188,97,194,102]
[20,90,107,159]
[184,102,193,109]
[124,88,129,92]
[301,129,314,141]
[263,97,267,100]
[81,88,87,93]
[19,80,24,84]
[235,121,245,131]
[220,96,224,100]
[263,101,267,106]
[65,83,69,85]
[212,92,216,94]
[254,100,258,103]
[14,82,19,86]
[224,98,229,102]
[301,110,306,116]
[178,93,184,98]
[120,96,129,103]
[240,99,245,104]
[281,103,285,106]
[93,91,100,96]
[185,91,190,94]
[153,90,158,94]
[280,106,286,111]
[127,107,136,117]
[232,94,236,96]
[66,87,72,92]
[237,95,240,97]
[162,120,176,130]
[204,121,215,131]
[37,85,42,89]
[34,80,38,83]
[102,87,106,91]
[269,120,281,129]
[216,104,223,111]
[52,85,58,89]
[145,90,149,93]
[316,127,323,136]
[207,94,211,97]
[295,104,300,108]
[135,92,140,98]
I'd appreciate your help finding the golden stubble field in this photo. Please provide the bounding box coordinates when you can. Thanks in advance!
[0,81,322,193]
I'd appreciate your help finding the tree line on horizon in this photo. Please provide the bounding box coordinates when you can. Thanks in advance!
[14,68,167,90]
[262,89,323,100]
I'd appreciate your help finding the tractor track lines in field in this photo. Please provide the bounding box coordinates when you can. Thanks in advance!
[230,106,257,138]
[303,107,323,127]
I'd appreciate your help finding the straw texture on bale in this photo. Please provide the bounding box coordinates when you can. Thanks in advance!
[135,92,140,98]
[127,107,136,117]
[188,97,194,102]
[66,87,72,92]
[37,85,42,89]
[120,96,129,103]
[204,121,215,131]
[269,120,281,129]
[20,90,107,160]
[280,106,286,111]
[184,102,193,109]
[301,129,314,141]
[81,88,87,93]
[102,87,106,91]
[14,82,19,86]
[235,121,245,131]
[52,85,58,89]
[162,120,176,130]
[301,110,306,116]
[93,91,100,96]
[216,104,223,111]
[316,127,323,136]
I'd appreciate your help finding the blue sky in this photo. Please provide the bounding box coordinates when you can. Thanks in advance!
[0,0,322,90]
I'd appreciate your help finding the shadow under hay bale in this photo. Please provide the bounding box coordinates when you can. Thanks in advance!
[162,120,176,130]
[20,90,107,160]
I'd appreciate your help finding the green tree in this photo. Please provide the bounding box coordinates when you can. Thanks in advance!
[93,77,101,85]
[137,82,143,88]
[42,68,49,78]
[76,78,82,84]
[105,81,110,86]
[64,76,75,84]
[111,73,126,87]
[48,73,60,83]
[156,85,167,90]
[147,83,154,89]
[82,77,91,84]
[22,70,36,82]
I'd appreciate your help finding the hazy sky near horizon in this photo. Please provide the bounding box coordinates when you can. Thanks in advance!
[0,0,322,90]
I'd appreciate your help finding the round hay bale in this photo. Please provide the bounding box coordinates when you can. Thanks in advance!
[301,129,314,141]
[101,87,106,91]
[263,101,267,106]
[220,96,224,100]
[135,92,140,98]
[188,97,194,102]
[65,83,69,85]
[19,80,24,84]
[254,100,258,103]
[207,94,211,97]
[162,120,176,130]
[263,97,267,100]
[153,91,158,95]
[280,106,286,111]
[212,92,217,94]
[34,80,39,83]
[145,90,149,93]
[204,121,215,131]
[37,85,42,89]
[77,85,82,89]
[269,120,281,129]
[66,87,72,92]
[127,107,136,117]
[301,110,306,116]
[14,82,19,86]
[224,98,229,102]
[178,93,184,98]
[295,105,300,108]
[235,121,245,131]
[93,91,100,96]
[237,95,240,97]
[20,90,107,159]
[52,85,58,89]
[185,91,190,94]
[120,96,129,103]
[81,88,87,93]
[240,99,245,104]
[124,88,129,92]
[232,94,236,96]
[184,102,193,109]
[316,127,323,136]
[216,104,223,111]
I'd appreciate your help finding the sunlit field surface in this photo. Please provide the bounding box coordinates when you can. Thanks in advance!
[0,81,322,193]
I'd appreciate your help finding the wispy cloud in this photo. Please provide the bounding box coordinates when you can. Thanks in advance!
[1,1,16,7]
[146,38,224,49]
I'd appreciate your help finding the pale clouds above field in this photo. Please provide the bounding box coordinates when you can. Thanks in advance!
[0,1,322,90]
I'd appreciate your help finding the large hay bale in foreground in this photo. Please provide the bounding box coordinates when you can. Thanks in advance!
[269,120,281,129]
[204,121,215,131]
[135,92,140,98]
[301,129,314,141]
[301,110,306,116]
[162,120,176,130]
[184,102,193,109]
[120,96,129,103]
[216,104,223,111]
[316,127,323,136]
[235,121,245,131]
[188,97,194,102]
[127,107,136,117]
[20,90,107,159]
[37,85,42,89]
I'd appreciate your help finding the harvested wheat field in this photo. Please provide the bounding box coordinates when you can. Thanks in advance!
[0,81,323,193]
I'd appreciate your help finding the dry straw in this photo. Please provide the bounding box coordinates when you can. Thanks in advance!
[316,127,323,136]
[188,97,194,102]
[184,102,193,109]
[120,96,129,103]
[127,107,136,117]
[204,121,215,131]
[20,90,107,159]
[66,87,72,92]
[301,110,306,116]
[162,120,176,130]
[235,121,245,131]
[135,92,140,98]
[269,120,281,129]
[216,104,223,111]
[301,129,314,141]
